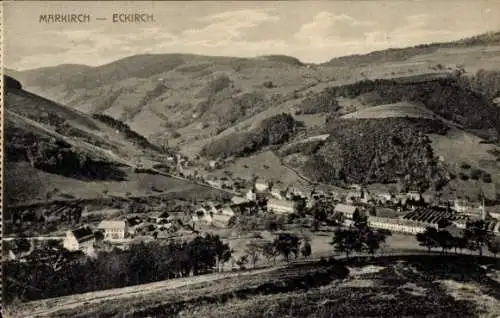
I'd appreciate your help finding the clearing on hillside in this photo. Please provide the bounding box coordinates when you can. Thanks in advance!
[340,102,438,120]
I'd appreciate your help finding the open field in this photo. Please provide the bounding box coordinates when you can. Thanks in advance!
[209,150,309,187]
[4,162,218,205]
[340,102,437,120]
[7,254,499,318]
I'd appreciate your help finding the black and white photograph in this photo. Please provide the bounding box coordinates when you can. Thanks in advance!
[2,1,500,317]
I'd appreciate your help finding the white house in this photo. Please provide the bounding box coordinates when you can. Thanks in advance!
[231,196,249,205]
[406,191,422,201]
[221,206,235,217]
[207,179,223,189]
[334,204,359,219]
[97,220,128,241]
[255,179,270,192]
[63,226,96,256]
[267,198,295,215]
[270,186,285,200]
[211,214,234,228]
[246,189,257,201]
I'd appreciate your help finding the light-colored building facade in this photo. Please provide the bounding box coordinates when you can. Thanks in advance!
[63,226,96,256]
[255,179,270,192]
[267,198,295,214]
[367,216,429,235]
[246,189,257,201]
[454,199,485,218]
[334,203,359,219]
[97,220,128,241]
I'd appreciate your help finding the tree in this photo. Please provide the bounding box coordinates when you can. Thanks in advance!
[262,242,279,264]
[464,220,492,256]
[245,241,262,268]
[300,240,312,258]
[273,233,301,262]
[236,255,249,269]
[310,201,329,222]
[94,231,104,243]
[416,227,440,253]
[293,198,307,216]
[364,229,388,257]
[205,234,232,272]
[187,236,217,275]
[487,238,500,258]
[436,230,454,254]
[327,212,344,227]
[331,228,362,259]
[15,238,31,253]
[352,210,369,230]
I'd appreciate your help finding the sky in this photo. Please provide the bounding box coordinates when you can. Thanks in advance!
[4,1,500,70]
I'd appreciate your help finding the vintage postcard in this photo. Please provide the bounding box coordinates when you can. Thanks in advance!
[2,1,500,317]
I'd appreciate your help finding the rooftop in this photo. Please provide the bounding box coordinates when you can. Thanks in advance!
[334,203,358,214]
[71,226,94,243]
[267,198,295,209]
[98,220,127,229]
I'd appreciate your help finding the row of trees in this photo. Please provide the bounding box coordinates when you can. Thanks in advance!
[331,212,390,259]
[416,220,500,256]
[239,233,311,268]
[5,232,316,304]
[4,234,232,303]
[92,113,163,152]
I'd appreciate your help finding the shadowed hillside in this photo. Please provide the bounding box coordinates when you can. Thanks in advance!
[2,76,210,206]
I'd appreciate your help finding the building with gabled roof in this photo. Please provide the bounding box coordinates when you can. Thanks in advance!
[63,226,95,256]
[334,203,359,219]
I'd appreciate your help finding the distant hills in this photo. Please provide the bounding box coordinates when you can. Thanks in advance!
[6,31,500,200]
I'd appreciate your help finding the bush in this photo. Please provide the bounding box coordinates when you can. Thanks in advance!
[295,90,340,114]
[470,168,482,180]
[262,81,275,88]
[482,173,492,183]
[459,172,469,181]
[460,162,471,169]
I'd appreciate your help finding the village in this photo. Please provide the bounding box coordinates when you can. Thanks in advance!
[6,169,500,264]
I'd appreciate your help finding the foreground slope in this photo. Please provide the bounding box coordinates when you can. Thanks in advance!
[7,255,499,318]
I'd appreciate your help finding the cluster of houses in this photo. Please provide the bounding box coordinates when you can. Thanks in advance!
[61,211,179,256]
[35,177,500,258]
[228,178,500,237]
